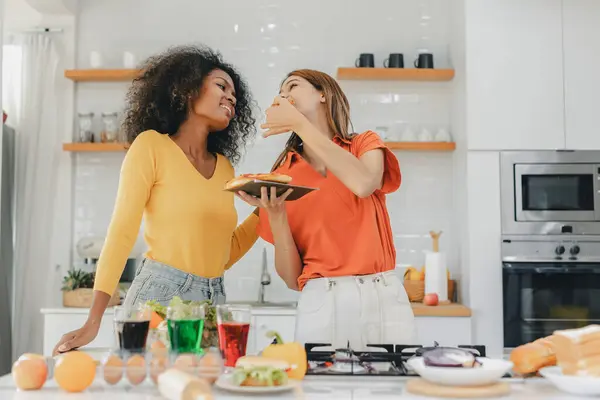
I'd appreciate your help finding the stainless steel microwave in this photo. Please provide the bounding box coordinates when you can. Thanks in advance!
[500,151,600,235]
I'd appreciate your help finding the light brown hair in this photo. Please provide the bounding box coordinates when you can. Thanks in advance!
[271,69,354,171]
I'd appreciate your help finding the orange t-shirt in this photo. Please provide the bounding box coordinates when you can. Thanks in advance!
[256,130,401,290]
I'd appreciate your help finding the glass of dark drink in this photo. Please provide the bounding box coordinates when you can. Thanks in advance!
[113,304,152,353]
[216,304,251,368]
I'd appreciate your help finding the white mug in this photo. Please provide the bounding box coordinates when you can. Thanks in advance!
[123,51,136,68]
[402,127,417,142]
[418,127,433,142]
[435,127,452,142]
[90,51,103,68]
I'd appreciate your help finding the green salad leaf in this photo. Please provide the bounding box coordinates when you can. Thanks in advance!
[144,300,167,319]
[231,366,288,386]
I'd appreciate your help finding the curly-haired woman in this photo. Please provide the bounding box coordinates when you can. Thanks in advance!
[53,45,258,354]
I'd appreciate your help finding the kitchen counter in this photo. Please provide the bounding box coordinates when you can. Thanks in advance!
[0,374,581,399]
[41,303,471,317]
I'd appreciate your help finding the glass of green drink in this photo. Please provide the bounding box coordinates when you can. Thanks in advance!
[167,301,206,354]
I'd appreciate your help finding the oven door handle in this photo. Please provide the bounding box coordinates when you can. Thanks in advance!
[504,264,600,274]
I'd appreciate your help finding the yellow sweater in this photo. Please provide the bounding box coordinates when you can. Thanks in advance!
[93,130,259,295]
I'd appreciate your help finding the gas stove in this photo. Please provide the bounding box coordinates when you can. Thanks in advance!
[305,342,487,377]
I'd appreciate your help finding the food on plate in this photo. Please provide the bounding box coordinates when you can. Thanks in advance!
[12,354,47,390]
[423,293,439,306]
[510,335,556,375]
[232,356,289,387]
[102,354,124,385]
[262,330,307,380]
[224,173,293,191]
[54,351,96,392]
[552,325,600,376]
[422,347,481,368]
[126,354,147,385]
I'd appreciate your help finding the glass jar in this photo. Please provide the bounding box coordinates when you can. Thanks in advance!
[77,112,94,142]
[100,112,119,143]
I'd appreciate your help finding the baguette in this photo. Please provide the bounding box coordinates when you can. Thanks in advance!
[510,336,556,375]
[225,173,292,191]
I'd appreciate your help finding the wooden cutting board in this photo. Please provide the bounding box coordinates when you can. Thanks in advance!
[405,379,510,398]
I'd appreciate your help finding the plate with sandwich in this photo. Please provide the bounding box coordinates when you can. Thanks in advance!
[215,356,301,394]
[224,173,317,201]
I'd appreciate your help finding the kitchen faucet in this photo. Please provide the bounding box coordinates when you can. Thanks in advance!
[258,246,271,304]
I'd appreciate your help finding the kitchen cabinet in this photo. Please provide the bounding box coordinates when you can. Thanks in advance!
[563,0,600,150]
[465,0,565,150]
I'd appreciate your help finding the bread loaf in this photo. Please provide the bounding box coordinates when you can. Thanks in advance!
[224,173,292,191]
[552,325,600,376]
[510,336,556,375]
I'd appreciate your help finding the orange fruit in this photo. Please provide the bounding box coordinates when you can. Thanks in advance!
[54,351,96,392]
[12,358,47,390]
[149,311,164,329]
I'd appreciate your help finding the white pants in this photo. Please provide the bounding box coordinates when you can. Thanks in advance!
[295,271,416,351]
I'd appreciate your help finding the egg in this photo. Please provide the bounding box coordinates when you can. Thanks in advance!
[197,351,223,384]
[54,351,96,393]
[174,354,198,373]
[149,356,167,385]
[126,354,147,385]
[12,357,47,390]
[102,354,124,385]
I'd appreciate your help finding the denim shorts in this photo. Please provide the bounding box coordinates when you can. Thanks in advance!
[123,258,226,309]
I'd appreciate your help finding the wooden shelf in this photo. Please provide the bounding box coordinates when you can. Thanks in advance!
[337,67,454,81]
[64,69,142,82]
[385,142,456,151]
[63,143,128,152]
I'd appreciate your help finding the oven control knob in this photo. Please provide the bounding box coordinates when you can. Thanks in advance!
[555,245,565,255]
[570,245,581,256]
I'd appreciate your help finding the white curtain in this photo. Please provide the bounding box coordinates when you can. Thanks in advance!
[10,34,63,359]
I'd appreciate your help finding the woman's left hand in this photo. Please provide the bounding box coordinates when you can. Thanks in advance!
[237,186,293,217]
[261,96,308,138]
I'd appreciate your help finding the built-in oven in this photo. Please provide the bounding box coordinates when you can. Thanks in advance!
[502,237,600,348]
[500,151,600,348]
[500,151,600,236]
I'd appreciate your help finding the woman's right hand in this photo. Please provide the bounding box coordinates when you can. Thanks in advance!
[52,321,100,356]
[237,186,292,219]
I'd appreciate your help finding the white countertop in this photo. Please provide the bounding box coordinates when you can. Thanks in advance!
[0,374,583,399]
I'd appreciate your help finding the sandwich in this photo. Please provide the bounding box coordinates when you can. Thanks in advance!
[224,173,292,191]
[231,356,289,387]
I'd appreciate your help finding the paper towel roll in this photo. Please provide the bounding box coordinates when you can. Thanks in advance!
[424,252,448,302]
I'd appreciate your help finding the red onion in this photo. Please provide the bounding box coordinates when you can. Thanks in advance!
[422,347,481,368]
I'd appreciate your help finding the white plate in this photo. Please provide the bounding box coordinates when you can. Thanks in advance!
[406,357,513,387]
[214,374,301,394]
[540,366,600,396]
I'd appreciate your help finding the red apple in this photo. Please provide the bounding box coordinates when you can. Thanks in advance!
[423,293,439,306]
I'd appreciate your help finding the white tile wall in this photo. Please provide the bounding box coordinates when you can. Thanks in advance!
[72,0,462,303]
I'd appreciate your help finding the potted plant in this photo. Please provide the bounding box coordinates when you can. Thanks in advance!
[61,269,120,308]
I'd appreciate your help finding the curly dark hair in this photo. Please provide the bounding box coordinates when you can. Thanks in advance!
[122,44,256,164]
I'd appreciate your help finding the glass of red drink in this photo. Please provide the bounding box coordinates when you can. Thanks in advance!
[216,304,251,367]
